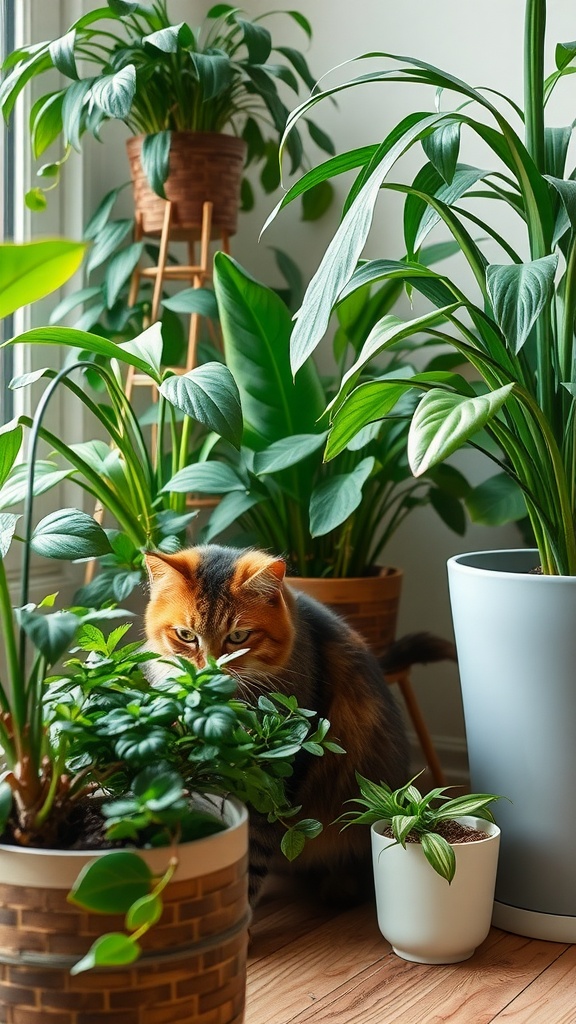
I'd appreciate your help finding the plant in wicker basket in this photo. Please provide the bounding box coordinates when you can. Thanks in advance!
[0,0,334,219]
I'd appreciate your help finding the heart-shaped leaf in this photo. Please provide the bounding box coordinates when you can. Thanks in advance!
[408,385,514,476]
[159,363,242,449]
[31,508,112,560]
[486,255,558,354]
[309,457,374,537]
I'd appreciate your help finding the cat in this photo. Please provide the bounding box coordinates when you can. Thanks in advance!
[144,544,455,905]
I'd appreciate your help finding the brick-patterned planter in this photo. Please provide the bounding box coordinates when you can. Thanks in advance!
[0,796,250,1024]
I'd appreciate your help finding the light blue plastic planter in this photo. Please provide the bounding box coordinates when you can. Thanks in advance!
[447,549,576,942]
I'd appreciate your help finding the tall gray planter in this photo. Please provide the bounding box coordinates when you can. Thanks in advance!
[447,549,576,942]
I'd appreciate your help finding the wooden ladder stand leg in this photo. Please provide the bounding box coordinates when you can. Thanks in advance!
[85,201,226,585]
[387,668,447,786]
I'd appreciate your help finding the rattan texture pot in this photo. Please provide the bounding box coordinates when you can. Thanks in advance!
[287,568,403,656]
[127,132,247,242]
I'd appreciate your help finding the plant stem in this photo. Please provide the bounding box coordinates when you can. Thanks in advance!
[524,0,546,173]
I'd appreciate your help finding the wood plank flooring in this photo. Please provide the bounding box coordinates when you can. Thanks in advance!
[246,875,575,1024]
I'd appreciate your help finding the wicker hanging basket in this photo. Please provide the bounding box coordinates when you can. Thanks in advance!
[126,132,247,241]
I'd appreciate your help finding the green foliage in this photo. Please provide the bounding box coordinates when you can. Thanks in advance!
[206,253,470,577]
[1,312,242,605]
[0,1,334,217]
[340,773,502,883]
[267,0,576,575]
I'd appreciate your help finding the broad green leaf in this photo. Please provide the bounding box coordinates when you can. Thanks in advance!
[5,326,161,378]
[30,90,65,158]
[140,130,171,199]
[555,40,576,71]
[213,253,325,449]
[71,933,141,975]
[391,814,419,845]
[0,513,20,559]
[0,240,86,318]
[289,111,451,373]
[0,462,73,511]
[203,491,263,542]
[120,321,164,377]
[49,30,78,80]
[420,832,455,882]
[281,827,306,861]
[31,508,112,560]
[405,164,486,255]
[544,175,576,231]
[486,256,558,354]
[0,421,22,488]
[466,472,527,525]
[164,462,245,495]
[17,608,79,664]
[90,65,136,119]
[326,379,414,460]
[104,242,143,309]
[68,851,152,914]
[309,457,374,537]
[143,23,194,53]
[421,120,461,183]
[159,363,242,449]
[86,218,133,274]
[337,304,461,404]
[191,52,234,101]
[253,434,327,475]
[125,892,163,931]
[161,287,219,318]
[238,17,272,64]
[408,385,514,476]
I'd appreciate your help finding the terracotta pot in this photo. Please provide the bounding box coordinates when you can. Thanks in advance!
[287,568,403,655]
[0,796,249,1024]
[126,132,247,241]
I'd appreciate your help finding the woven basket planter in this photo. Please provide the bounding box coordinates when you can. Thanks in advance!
[287,568,403,656]
[0,797,249,1024]
[126,132,247,241]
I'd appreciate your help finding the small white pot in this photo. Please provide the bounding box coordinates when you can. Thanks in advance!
[371,815,501,964]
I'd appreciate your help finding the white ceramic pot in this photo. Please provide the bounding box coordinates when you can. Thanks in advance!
[371,815,500,964]
[447,549,576,942]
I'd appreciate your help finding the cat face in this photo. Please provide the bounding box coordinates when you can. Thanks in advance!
[144,545,295,674]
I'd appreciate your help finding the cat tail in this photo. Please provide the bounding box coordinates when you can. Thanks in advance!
[379,632,456,673]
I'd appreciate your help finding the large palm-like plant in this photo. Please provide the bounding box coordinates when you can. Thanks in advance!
[267,0,576,575]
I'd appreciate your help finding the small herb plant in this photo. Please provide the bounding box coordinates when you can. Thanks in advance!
[340,773,502,882]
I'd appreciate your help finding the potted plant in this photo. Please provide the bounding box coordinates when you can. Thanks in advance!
[0,241,337,1021]
[263,0,576,940]
[340,775,502,964]
[1,282,244,607]
[0,1,334,228]
[164,252,470,655]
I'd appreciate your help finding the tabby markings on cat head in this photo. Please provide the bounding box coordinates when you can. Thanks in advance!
[144,545,295,671]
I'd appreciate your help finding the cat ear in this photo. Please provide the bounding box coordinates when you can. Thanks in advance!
[144,552,185,590]
[242,557,286,595]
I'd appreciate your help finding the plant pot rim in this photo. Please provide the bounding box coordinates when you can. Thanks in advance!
[0,795,248,887]
[288,565,402,584]
[448,548,576,582]
[371,814,501,845]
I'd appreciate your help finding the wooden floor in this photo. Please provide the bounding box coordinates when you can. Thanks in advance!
[246,874,576,1024]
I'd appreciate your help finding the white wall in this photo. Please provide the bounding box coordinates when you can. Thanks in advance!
[76,0,574,777]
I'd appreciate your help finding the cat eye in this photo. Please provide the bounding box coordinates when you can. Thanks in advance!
[174,627,198,645]
[227,628,251,645]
